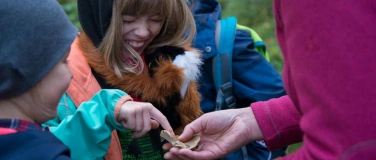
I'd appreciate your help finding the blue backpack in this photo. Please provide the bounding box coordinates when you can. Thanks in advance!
[213,16,269,111]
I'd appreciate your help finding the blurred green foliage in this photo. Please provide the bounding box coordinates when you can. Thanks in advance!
[59,0,81,29]
[218,0,283,73]
[286,142,303,154]
[58,0,283,73]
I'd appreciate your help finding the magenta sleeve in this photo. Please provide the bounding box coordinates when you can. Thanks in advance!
[250,95,302,150]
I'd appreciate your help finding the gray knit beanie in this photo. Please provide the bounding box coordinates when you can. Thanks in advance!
[0,0,78,99]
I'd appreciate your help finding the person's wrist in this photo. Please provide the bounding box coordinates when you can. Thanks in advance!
[244,107,265,140]
[114,95,133,122]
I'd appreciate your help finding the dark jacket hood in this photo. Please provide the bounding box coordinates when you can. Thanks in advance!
[190,0,222,59]
[191,0,221,16]
[78,0,114,47]
[191,0,221,29]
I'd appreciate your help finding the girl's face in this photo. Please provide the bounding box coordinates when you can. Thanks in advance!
[31,49,72,124]
[122,14,163,54]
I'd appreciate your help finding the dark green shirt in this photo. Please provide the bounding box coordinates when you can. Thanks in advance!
[118,129,166,160]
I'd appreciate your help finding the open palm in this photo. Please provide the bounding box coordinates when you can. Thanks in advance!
[164,107,262,160]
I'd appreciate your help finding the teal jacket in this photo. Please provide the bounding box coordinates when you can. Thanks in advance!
[44,89,127,160]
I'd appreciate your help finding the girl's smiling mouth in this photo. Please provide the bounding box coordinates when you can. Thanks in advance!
[126,40,145,51]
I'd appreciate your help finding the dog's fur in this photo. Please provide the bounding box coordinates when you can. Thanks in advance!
[78,33,203,134]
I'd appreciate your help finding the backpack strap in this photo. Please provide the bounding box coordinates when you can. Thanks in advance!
[66,36,102,107]
[214,19,271,160]
[213,16,237,110]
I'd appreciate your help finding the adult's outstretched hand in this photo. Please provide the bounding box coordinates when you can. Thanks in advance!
[163,107,264,160]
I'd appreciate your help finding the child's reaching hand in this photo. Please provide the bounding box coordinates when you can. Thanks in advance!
[118,101,173,138]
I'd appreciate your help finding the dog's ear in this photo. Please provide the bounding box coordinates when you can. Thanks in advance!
[171,48,203,98]
[145,46,186,77]
[144,45,203,98]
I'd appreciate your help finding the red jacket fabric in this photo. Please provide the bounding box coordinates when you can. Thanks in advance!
[251,0,376,159]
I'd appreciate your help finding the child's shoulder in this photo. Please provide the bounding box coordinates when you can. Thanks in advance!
[0,130,70,159]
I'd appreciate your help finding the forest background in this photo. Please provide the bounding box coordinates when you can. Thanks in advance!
[58,0,302,154]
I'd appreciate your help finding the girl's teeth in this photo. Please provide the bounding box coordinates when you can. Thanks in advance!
[127,41,144,48]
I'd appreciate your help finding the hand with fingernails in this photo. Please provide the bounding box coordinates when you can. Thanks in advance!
[118,101,174,138]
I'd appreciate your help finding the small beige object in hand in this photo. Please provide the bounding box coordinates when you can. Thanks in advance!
[160,130,200,149]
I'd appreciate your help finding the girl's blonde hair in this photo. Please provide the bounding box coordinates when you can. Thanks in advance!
[98,0,196,77]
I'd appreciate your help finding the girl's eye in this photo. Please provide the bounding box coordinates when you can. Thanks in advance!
[123,20,134,24]
[150,19,162,23]
[149,15,162,23]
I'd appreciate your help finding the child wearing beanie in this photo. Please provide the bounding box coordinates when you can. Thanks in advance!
[0,0,77,159]
[0,1,174,159]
